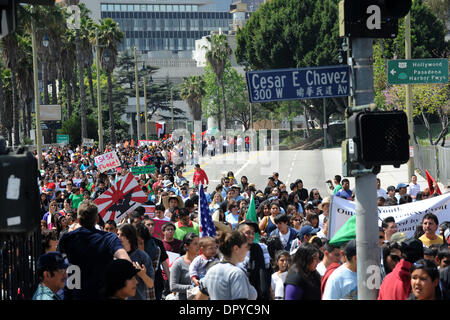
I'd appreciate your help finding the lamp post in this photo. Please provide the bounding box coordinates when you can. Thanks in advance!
[142,63,149,141]
[342,37,352,139]
[133,46,141,141]
[31,6,42,168]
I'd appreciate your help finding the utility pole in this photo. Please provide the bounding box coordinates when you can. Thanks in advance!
[31,5,42,169]
[171,87,174,131]
[352,38,380,300]
[323,98,327,148]
[405,12,414,180]
[143,70,148,140]
[134,46,141,141]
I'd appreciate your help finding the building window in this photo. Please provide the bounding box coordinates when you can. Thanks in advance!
[101,4,107,11]
[128,5,133,12]
[167,5,172,12]
[160,5,166,12]
[179,5,185,12]
[186,5,192,12]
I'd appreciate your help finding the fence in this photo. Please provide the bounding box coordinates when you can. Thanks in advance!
[0,232,41,300]
[414,144,450,186]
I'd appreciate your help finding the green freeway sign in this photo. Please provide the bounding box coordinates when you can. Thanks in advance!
[387,59,448,85]
[131,165,156,175]
[56,134,69,145]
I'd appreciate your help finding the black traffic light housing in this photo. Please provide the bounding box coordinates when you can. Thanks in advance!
[339,0,412,38]
[0,0,55,37]
[347,110,410,169]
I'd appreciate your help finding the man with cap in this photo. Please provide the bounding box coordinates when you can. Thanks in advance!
[231,184,244,202]
[163,194,184,219]
[238,220,271,300]
[289,225,320,255]
[378,237,424,300]
[33,252,69,300]
[318,196,331,229]
[173,208,200,240]
[395,183,408,203]
[323,239,358,300]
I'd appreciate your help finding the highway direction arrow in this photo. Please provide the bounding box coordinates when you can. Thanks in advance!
[387,59,448,85]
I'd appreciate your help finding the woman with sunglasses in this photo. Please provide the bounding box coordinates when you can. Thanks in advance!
[382,242,402,275]
[408,259,441,300]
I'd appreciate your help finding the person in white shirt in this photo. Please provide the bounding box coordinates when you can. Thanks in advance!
[407,174,421,199]
[271,250,291,300]
[376,178,388,199]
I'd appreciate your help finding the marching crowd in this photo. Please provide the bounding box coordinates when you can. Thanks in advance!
[33,138,450,300]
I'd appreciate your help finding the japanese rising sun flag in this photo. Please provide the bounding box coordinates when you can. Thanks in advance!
[94,172,147,223]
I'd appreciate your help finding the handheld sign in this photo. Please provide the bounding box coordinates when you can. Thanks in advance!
[131,165,156,175]
[246,65,351,103]
[95,151,121,173]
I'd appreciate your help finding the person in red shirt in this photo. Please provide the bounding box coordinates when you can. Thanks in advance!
[378,237,424,300]
[193,164,209,186]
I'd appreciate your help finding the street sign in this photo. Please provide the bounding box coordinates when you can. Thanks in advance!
[82,138,94,147]
[56,134,69,145]
[246,65,351,103]
[387,59,448,84]
[40,104,62,121]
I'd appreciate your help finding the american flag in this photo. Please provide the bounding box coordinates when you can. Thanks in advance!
[198,184,216,238]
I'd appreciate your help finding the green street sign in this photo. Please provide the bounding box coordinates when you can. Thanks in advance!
[131,165,156,175]
[387,59,448,85]
[56,134,69,145]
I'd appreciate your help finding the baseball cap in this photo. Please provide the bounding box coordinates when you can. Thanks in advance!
[396,183,408,191]
[389,232,407,245]
[37,252,69,270]
[231,184,240,189]
[298,225,319,239]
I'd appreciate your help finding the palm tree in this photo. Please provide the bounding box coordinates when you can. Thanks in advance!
[180,75,206,121]
[1,33,20,146]
[205,34,232,130]
[16,35,34,140]
[95,18,124,146]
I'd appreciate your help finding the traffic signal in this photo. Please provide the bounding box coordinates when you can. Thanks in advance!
[0,1,55,38]
[0,0,17,37]
[339,0,412,38]
[347,110,410,168]
[0,137,40,234]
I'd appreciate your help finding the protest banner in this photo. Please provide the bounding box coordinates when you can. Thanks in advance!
[131,165,156,175]
[138,140,160,147]
[95,151,121,173]
[142,205,155,217]
[94,172,147,223]
[166,251,181,270]
[151,218,166,240]
[328,193,450,240]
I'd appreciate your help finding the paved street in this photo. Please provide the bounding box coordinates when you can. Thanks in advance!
[184,148,432,196]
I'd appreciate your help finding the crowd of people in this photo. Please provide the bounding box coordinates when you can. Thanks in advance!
[33,138,450,300]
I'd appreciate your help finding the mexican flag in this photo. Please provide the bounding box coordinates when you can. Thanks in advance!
[329,214,356,247]
[245,194,259,243]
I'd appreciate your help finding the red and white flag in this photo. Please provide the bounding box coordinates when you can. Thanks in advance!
[156,122,165,138]
[94,172,147,223]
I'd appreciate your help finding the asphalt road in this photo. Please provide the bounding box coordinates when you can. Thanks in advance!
[183,148,430,197]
